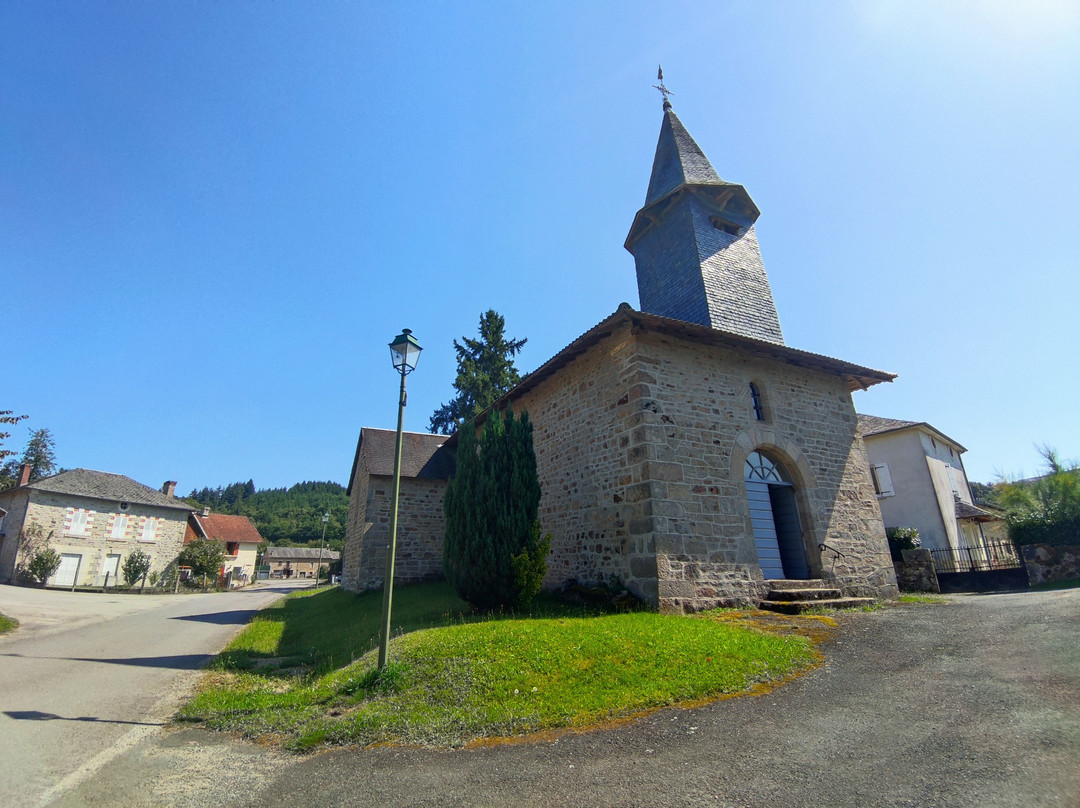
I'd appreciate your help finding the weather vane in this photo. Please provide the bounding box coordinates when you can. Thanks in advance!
[653,65,673,109]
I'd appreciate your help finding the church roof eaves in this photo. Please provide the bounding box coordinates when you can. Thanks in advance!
[475,304,894,428]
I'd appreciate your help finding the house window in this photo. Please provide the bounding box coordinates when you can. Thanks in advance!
[65,508,95,535]
[749,382,765,421]
[110,514,129,539]
[871,463,895,497]
[139,517,160,543]
[226,542,240,557]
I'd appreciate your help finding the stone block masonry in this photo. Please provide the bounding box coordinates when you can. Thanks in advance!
[506,318,897,611]
[0,491,187,586]
[341,311,898,611]
[344,475,448,592]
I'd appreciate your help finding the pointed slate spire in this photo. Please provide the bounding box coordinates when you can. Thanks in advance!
[644,107,723,206]
[624,103,783,345]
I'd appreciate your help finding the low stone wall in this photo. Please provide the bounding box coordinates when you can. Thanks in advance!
[1022,543,1080,586]
[893,548,940,593]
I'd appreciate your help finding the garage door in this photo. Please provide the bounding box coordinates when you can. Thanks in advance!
[50,553,82,587]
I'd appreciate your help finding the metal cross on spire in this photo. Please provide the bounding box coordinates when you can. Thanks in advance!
[653,65,674,110]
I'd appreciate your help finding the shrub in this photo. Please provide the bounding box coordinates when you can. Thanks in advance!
[122,550,152,586]
[886,526,921,561]
[998,447,1080,548]
[27,547,62,585]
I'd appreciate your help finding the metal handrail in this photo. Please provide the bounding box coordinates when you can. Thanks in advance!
[818,542,845,560]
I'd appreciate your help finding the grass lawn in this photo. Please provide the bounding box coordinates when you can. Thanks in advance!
[898,593,950,604]
[1030,577,1080,591]
[0,612,17,635]
[179,582,819,750]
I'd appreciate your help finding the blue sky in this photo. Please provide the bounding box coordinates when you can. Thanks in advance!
[3,1,1077,493]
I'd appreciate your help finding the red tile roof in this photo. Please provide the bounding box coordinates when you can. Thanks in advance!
[192,513,264,545]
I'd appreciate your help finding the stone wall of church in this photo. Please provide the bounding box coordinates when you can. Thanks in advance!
[343,473,448,593]
[503,323,896,611]
[342,320,897,609]
[626,330,897,611]
[508,322,654,599]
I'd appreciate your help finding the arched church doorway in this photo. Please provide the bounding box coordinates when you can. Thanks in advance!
[744,450,809,580]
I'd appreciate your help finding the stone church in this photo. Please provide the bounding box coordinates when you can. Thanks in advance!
[343,100,899,610]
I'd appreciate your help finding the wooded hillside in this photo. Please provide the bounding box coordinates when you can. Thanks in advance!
[186,480,349,549]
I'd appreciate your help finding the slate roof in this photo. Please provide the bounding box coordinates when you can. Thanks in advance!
[645,106,725,206]
[347,429,455,494]
[955,500,999,521]
[857,414,966,452]
[13,468,194,511]
[627,107,760,251]
[261,547,341,561]
[193,513,264,545]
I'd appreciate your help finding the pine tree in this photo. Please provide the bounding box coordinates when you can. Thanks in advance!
[430,310,527,435]
[19,428,58,482]
[443,407,549,609]
[0,411,28,490]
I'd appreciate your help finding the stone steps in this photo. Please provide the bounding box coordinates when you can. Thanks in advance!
[758,579,875,614]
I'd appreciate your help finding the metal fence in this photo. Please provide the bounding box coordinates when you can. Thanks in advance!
[929,542,1022,574]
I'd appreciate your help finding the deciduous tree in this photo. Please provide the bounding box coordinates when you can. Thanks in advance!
[178,539,226,589]
[998,446,1080,547]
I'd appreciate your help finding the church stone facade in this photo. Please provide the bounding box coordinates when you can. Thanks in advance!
[343,101,900,610]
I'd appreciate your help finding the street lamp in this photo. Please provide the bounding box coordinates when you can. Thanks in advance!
[378,328,422,670]
[313,511,330,589]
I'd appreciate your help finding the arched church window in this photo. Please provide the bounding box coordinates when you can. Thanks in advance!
[744,451,788,483]
[749,382,765,421]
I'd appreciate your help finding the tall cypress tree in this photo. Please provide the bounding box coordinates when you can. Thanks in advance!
[443,407,549,609]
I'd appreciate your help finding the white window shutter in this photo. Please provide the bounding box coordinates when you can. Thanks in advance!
[872,464,894,497]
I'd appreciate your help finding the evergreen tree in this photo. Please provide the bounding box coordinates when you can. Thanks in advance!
[186,480,348,547]
[443,407,549,609]
[18,428,58,482]
[430,310,527,435]
[0,411,28,490]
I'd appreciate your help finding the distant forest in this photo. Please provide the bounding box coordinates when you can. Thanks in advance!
[186,480,349,549]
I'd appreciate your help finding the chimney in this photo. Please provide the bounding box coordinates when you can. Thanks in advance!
[18,464,31,487]
[201,506,211,517]
[162,481,177,498]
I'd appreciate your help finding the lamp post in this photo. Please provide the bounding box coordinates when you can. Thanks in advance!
[313,511,329,589]
[378,328,422,670]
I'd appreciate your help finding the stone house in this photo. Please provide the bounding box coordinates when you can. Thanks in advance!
[0,466,192,587]
[260,546,341,579]
[858,414,1000,552]
[342,429,454,592]
[186,509,264,587]
[343,101,900,610]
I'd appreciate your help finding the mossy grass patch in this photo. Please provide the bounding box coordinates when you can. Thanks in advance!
[180,582,819,750]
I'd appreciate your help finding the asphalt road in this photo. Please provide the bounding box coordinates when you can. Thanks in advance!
[9,586,1079,808]
[0,580,309,807]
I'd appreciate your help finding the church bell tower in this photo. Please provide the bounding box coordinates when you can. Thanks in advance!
[625,97,784,345]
